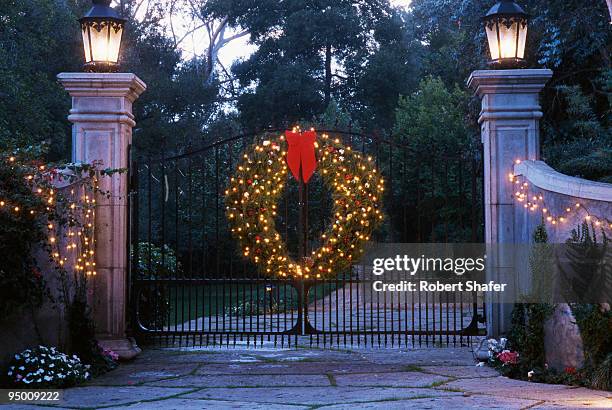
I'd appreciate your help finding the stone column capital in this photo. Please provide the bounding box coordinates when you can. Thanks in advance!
[468,69,553,124]
[467,69,553,97]
[57,73,146,127]
[57,72,146,101]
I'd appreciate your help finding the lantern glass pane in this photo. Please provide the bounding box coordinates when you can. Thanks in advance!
[517,23,527,59]
[107,25,123,64]
[81,26,92,63]
[498,20,518,59]
[90,22,110,62]
[486,23,500,61]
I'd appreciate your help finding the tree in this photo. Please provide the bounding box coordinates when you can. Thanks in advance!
[392,76,479,242]
[0,0,83,159]
[117,0,223,152]
[204,0,412,131]
[408,0,611,182]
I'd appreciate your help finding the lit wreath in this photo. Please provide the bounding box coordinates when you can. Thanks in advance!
[225,129,384,279]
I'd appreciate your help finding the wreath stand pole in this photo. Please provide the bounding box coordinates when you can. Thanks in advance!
[296,165,307,335]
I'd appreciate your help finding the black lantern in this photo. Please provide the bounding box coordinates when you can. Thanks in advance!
[483,0,528,68]
[80,0,126,72]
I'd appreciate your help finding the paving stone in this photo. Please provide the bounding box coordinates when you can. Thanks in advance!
[317,394,539,409]
[86,363,199,386]
[253,349,360,363]
[420,365,499,378]
[182,387,461,405]
[195,361,406,375]
[51,386,193,408]
[531,398,612,409]
[437,377,584,401]
[144,373,331,388]
[333,371,450,388]
[0,405,72,410]
[565,387,612,399]
[357,348,477,366]
[130,350,253,365]
[37,347,611,409]
[104,397,309,409]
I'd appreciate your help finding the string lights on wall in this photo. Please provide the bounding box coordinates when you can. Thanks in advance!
[509,160,612,230]
[1,155,99,276]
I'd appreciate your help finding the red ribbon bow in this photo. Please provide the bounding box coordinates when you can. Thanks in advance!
[285,129,317,183]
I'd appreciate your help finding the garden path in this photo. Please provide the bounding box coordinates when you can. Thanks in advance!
[3,346,610,409]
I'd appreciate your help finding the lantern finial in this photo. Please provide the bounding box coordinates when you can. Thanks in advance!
[483,0,529,68]
[79,0,127,72]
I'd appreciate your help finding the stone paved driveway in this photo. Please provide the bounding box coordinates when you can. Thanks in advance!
[4,345,610,409]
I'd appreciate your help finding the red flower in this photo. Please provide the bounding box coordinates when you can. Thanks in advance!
[564,367,577,375]
[496,350,519,365]
[31,267,42,279]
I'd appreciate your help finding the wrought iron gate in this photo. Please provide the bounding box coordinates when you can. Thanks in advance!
[128,130,486,347]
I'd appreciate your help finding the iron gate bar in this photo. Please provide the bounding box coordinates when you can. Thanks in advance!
[128,129,486,348]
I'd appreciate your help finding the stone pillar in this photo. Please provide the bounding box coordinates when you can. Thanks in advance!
[58,73,146,359]
[467,69,552,337]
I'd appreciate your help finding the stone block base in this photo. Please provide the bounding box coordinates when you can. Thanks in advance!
[98,337,142,361]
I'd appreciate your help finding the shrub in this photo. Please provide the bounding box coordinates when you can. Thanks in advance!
[7,346,90,388]
[0,150,49,316]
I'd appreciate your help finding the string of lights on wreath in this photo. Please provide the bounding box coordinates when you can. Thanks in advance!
[225,129,384,280]
[509,160,611,230]
[1,155,98,276]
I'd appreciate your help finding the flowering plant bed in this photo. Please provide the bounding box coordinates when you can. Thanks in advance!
[7,346,90,388]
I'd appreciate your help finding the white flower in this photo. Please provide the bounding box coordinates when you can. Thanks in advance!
[528,370,534,378]
[14,354,20,360]
[44,376,52,381]
[18,366,25,371]
[262,140,270,146]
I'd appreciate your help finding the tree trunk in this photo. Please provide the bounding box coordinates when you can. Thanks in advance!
[324,43,332,107]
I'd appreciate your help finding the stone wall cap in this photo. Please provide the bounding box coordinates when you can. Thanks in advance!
[514,160,612,202]
[57,72,146,101]
[468,69,553,96]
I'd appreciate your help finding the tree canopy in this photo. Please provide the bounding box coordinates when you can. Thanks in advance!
[0,0,609,180]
